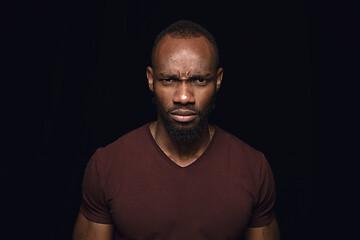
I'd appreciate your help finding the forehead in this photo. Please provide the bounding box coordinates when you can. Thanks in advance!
[153,35,216,72]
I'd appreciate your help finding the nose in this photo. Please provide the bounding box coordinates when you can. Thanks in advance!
[173,82,195,105]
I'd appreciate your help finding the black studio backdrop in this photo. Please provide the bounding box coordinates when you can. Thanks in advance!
[8,0,313,239]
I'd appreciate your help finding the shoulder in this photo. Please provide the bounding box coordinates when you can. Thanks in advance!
[216,126,265,160]
[90,123,151,169]
[105,123,150,153]
[215,126,269,176]
[214,127,275,198]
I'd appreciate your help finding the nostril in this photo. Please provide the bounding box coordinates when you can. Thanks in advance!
[174,84,195,104]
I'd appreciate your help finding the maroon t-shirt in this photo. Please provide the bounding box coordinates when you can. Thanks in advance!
[80,123,276,239]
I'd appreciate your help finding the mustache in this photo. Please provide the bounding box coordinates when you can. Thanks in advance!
[166,105,200,114]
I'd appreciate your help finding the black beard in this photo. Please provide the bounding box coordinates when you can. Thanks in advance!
[153,92,216,145]
[164,115,208,145]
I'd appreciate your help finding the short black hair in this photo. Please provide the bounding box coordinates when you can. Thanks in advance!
[151,20,219,68]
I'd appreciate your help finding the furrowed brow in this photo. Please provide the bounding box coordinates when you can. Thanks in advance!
[190,73,213,79]
[158,73,179,79]
[158,72,213,79]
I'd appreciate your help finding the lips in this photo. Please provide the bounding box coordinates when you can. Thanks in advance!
[170,109,197,123]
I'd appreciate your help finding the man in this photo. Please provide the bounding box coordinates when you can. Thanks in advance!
[73,20,280,240]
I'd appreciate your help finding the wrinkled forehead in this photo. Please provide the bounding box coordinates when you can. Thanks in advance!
[153,35,217,73]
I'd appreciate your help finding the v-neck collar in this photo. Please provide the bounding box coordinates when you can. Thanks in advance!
[145,122,219,170]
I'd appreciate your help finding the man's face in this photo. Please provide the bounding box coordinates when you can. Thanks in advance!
[147,35,223,144]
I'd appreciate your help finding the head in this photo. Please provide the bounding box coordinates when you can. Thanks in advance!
[147,20,223,144]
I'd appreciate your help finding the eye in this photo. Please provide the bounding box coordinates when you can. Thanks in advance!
[193,78,208,86]
[160,79,176,86]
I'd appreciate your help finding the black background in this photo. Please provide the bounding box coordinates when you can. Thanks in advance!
[4,0,357,239]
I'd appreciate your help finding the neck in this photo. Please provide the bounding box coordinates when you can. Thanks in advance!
[150,120,214,167]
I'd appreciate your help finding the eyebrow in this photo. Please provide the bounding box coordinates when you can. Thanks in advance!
[158,72,213,79]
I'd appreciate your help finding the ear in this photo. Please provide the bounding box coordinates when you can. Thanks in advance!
[216,67,223,92]
[146,66,154,92]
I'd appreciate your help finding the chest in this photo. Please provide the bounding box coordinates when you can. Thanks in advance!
[107,162,256,239]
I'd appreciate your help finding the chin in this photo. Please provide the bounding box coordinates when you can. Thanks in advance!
[164,116,208,145]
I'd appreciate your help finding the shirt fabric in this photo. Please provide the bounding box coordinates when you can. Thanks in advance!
[80,122,276,239]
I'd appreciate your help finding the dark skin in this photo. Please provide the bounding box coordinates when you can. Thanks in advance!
[73,34,280,240]
[147,34,223,167]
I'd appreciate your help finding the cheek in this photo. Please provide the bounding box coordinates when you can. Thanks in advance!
[154,87,174,110]
[195,86,216,108]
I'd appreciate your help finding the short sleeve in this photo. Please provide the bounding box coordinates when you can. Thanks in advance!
[248,155,276,227]
[79,148,113,224]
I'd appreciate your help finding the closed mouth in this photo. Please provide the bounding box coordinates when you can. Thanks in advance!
[170,110,198,123]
